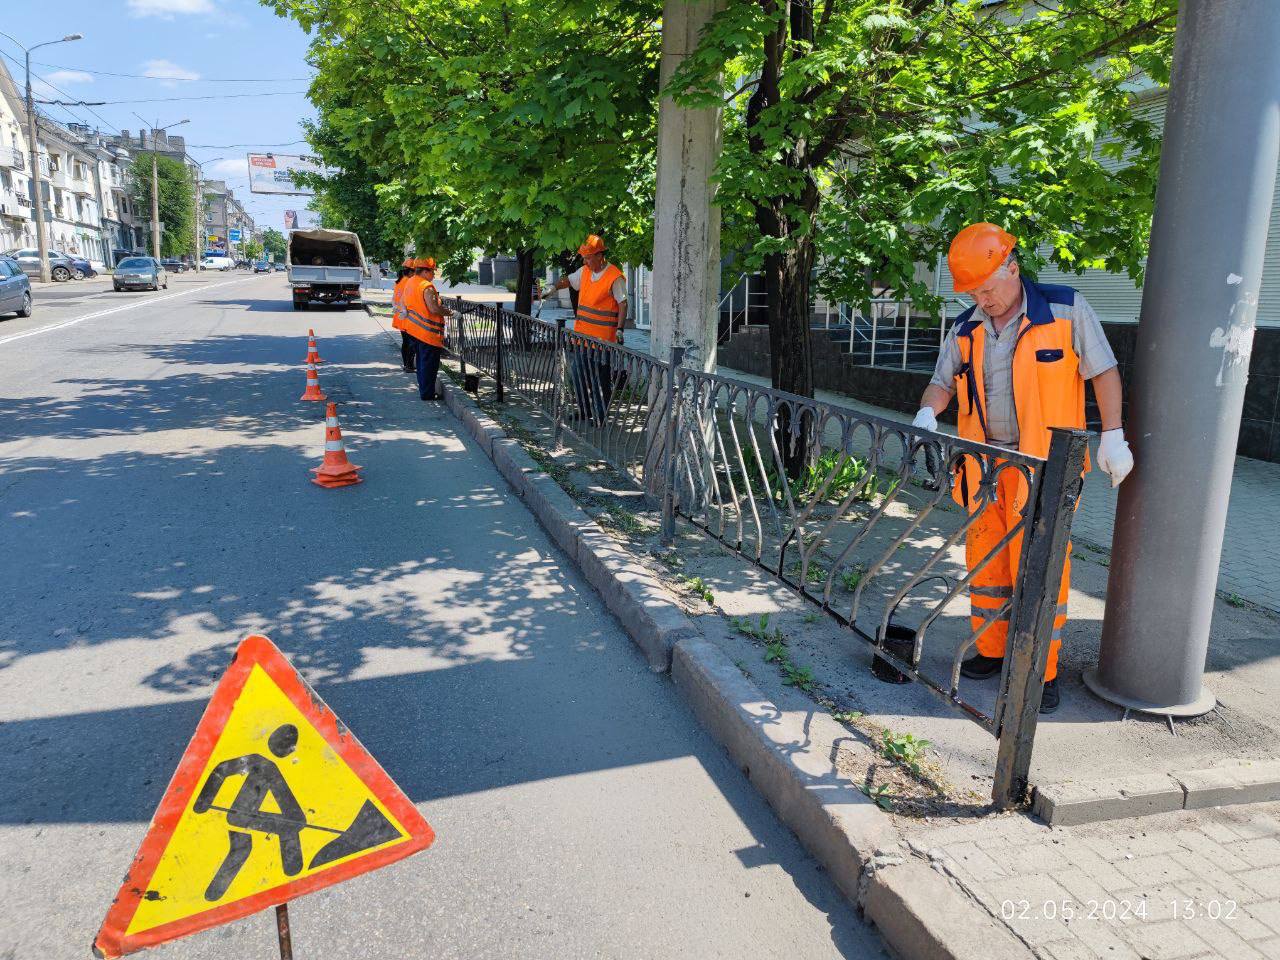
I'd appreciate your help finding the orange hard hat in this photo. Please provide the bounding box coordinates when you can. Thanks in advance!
[402,257,413,268]
[948,223,1018,293]
[421,257,437,270]
[578,234,607,257]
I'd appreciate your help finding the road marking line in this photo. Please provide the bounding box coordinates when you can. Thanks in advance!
[0,277,260,346]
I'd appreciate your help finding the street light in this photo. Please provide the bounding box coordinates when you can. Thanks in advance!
[134,113,188,261]
[0,31,83,283]
[190,156,225,271]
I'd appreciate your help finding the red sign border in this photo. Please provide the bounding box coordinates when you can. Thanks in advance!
[93,634,435,958]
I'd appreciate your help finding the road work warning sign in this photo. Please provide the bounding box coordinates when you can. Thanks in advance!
[93,634,434,958]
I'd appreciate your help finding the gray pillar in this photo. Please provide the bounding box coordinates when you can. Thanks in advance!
[1088,0,1280,716]
[649,0,723,372]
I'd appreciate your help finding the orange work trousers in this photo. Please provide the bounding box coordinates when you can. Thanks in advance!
[965,466,1069,682]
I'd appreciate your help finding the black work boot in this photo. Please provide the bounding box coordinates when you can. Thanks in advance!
[960,653,1003,679]
[1040,678,1061,714]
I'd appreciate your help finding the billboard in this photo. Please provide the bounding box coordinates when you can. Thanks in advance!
[247,153,325,195]
[284,210,298,230]
[228,228,242,243]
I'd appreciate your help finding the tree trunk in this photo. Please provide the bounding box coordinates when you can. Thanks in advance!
[763,233,816,479]
[514,248,536,315]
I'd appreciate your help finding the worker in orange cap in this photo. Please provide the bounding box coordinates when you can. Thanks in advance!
[391,257,416,373]
[401,257,453,401]
[914,223,1133,713]
[538,234,628,424]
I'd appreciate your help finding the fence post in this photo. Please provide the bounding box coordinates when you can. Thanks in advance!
[493,305,506,403]
[659,345,686,545]
[552,316,567,445]
[992,427,1090,809]
[901,300,911,370]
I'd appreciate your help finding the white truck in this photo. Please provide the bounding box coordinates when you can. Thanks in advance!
[286,229,368,310]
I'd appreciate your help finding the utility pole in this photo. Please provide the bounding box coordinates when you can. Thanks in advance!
[134,114,188,262]
[150,133,161,259]
[0,33,84,283]
[1089,0,1280,717]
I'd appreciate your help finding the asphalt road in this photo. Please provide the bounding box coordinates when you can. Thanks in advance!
[0,274,887,959]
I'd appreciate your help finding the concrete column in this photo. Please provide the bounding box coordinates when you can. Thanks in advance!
[1088,0,1280,716]
[649,0,723,372]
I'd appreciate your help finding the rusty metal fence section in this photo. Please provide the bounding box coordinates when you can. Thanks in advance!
[448,298,1086,808]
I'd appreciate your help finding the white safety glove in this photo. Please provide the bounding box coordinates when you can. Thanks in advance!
[1096,428,1134,488]
[912,407,938,433]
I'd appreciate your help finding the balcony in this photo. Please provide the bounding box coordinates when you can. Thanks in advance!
[2,148,25,171]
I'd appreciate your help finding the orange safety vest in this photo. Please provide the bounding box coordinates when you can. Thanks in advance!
[391,276,408,331]
[951,279,1090,511]
[402,276,447,348]
[574,264,625,342]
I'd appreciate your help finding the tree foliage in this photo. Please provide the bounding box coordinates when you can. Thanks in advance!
[261,227,287,261]
[263,0,661,309]
[131,154,196,258]
[670,0,1176,403]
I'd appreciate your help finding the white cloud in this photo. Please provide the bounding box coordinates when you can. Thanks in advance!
[46,70,94,86]
[127,0,215,17]
[208,158,249,178]
[141,59,202,87]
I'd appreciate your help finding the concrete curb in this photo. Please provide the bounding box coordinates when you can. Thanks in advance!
[434,371,1033,960]
[1032,759,1280,826]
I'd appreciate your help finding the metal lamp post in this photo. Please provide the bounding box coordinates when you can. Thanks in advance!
[0,32,83,283]
[191,157,225,271]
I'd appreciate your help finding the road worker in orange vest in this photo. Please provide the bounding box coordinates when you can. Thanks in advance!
[391,258,416,373]
[401,257,453,401]
[914,224,1134,714]
[538,234,628,424]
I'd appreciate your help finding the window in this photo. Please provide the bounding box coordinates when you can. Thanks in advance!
[49,155,60,171]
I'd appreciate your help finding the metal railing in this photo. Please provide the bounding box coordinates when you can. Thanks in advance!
[3,148,25,171]
[450,298,1087,808]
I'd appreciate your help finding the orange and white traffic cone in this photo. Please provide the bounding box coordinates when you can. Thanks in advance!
[300,361,327,402]
[306,328,325,364]
[312,403,362,488]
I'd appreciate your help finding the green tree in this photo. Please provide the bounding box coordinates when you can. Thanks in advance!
[264,0,660,312]
[244,239,264,261]
[261,228,287,261]
[131,154,196,258]
[671,0,1176,448]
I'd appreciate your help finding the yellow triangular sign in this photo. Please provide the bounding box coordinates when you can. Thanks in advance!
[94,635,434,958]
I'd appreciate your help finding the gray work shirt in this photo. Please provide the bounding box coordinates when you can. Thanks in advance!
[929,289,1117,444]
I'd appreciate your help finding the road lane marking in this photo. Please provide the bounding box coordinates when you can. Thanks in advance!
[0,276,261,346]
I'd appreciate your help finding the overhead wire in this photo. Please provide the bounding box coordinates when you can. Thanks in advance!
[38,90,310,106]
[32,61,314,83]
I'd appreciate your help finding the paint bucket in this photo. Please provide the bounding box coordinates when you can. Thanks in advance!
[464,373,480,393]
[870,622,916,684]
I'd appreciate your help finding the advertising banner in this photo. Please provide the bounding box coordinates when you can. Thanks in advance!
[247,154,325,196]
[284,210,298,230]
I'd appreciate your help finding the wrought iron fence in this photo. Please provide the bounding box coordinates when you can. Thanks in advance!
[448,298,1087,808]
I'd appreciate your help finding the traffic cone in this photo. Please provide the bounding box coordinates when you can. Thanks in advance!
[300,361,327,402]
[306,328,325,364]
[312,403,362,488]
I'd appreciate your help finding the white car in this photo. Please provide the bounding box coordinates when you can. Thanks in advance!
[202,256,234,272]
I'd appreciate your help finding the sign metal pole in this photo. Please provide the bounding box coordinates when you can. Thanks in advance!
[275,904,294,960]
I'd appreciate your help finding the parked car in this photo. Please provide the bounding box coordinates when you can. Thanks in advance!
[254,260,272,273]
[202,256,234,272]
[160,258,188,274]
[6,248,75,282]
[273,262,286,272]
[56,253,97,280]
[0,256,33,318]
[113,257,168,292]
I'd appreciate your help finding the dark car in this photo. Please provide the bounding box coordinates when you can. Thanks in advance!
[114,256,168,292]
[56,253,97,280]
[254,260,271,273]
[160,258,188,273]
[0,256,33,318]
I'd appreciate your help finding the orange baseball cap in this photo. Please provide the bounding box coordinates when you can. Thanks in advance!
[948,223,1017,293]
[578,234,606,256]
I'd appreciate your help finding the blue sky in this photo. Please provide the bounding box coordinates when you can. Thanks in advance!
[0,0,321,231]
